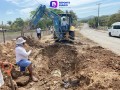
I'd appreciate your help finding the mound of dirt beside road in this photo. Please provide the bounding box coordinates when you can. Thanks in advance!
[0,32,120,90]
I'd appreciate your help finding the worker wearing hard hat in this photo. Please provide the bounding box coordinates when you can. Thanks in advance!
[69,24,75,40]
[15,37,38,82]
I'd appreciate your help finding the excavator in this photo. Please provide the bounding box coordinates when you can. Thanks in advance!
[30,5,73,42]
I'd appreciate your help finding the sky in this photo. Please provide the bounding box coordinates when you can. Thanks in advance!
[0,0,120,24]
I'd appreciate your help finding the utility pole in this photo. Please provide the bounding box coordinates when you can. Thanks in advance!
[97,3,101,28]
[2,21,5,43]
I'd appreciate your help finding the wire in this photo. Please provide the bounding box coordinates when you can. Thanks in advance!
[34,0,41,4]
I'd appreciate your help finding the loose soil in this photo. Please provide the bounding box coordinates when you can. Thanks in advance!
[0,29,120,90]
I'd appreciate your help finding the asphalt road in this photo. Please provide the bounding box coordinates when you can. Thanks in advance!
[80,23,120,55]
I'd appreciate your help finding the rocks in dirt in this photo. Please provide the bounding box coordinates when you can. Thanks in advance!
[29,82,35,86]
[88,82,107,90]
[29,87,36,90]
[61,75,91,89]
[51,69,61,78]
[15,76,30,86]
[23,36,46,48]
[1,50,7,55]
[74,40,83,45]
[18,87,36,90]
[0,86,10,90]
[11,69,22,79]
[3,77,18,90]
[109,78,120,90]
[18,87,26,90]
[78,75,91,86]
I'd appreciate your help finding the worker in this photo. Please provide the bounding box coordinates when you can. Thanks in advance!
[69,24,75,40]
[0,61,9,87]
[15,37,38,82]
[36,27,41,39]
[61,18,68,31]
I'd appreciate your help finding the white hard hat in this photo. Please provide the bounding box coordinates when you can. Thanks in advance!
[16,37,26,44]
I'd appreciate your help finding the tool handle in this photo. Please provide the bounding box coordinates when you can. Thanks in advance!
[10,76,15,90]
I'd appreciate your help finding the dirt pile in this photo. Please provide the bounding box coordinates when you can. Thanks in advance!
[0,34,120,90]
[0,41,16,63]
[23,36,46,48]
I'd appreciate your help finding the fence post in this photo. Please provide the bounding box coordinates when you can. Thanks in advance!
[2,21,5,43]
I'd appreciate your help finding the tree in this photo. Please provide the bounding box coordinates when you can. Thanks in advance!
[82,9,120,28]
[88,17,98,28]
[99,15,109,26]
[7,21,12,30]
[48,8,64,14]
[30,8,64,29]
[108,13,120,26]
[11,18,24,31]
[69,10,78,25]
[7,21,12,26]
[69,10,77,21]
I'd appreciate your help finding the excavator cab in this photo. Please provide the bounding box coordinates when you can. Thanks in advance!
[53,14,72,41]
[58,14,73,41]
[59,14,72,32]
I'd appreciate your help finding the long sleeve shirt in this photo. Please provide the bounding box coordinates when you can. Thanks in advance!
[15,46,31,63]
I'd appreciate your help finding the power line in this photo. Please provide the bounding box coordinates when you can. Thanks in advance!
[34,0,41,4]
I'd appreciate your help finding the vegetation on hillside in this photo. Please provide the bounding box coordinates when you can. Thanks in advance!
[81,10,120,28]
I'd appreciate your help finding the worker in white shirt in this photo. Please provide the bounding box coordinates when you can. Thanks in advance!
[15,37,38,82]
[36,27,41,39]
[0,61,9,87]
[61,18,68,31]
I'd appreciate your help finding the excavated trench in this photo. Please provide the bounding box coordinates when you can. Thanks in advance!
[42,44,79,75]
[36,43,92,89]
[0,35,120,90]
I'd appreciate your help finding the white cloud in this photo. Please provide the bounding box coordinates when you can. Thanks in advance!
[77,10,96,14]
[71,1,120,11]
[6,11,14,15]
[19,7,34,17]
[102,2,120,7]
[5,0,46,7]
[6,0,20,4]
[68,0,100,6]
